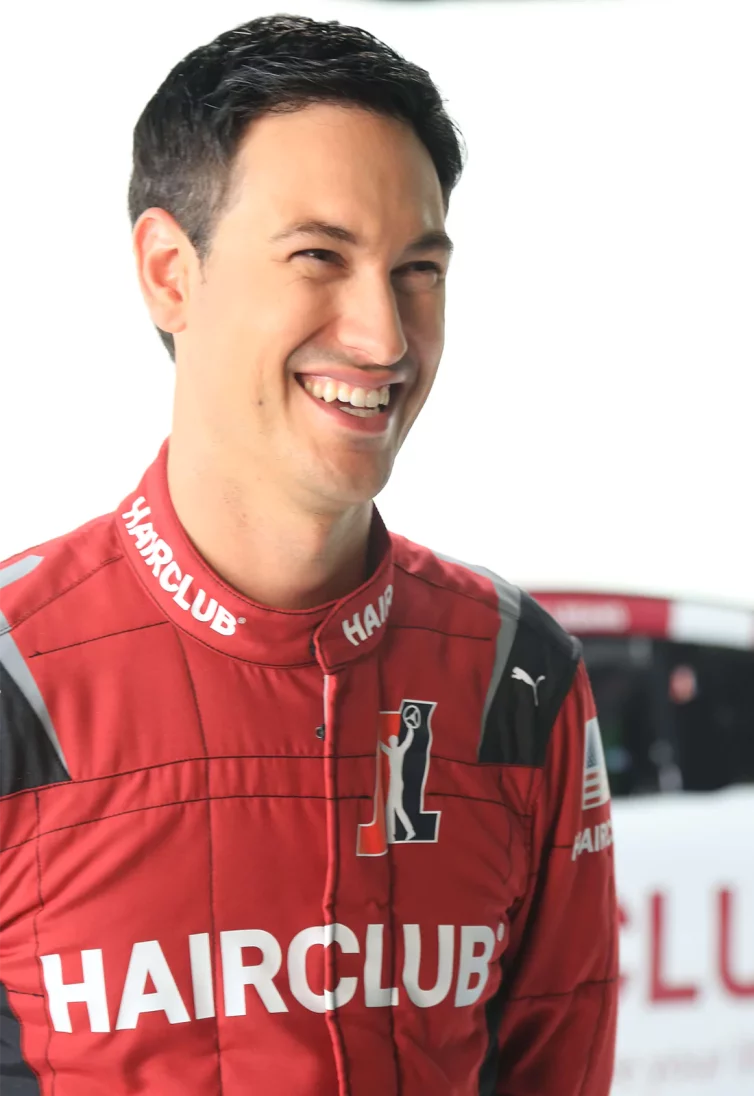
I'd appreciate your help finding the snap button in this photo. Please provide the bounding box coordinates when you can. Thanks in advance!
[315,724,326,740]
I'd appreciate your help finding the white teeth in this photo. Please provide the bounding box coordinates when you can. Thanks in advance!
[301,376,395,411]
[341,407,377,418]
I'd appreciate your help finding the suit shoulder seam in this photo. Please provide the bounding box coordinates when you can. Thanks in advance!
[393,560,503,610]
[1,553,125,637]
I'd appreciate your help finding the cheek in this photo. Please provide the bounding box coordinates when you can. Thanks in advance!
[191,276,314,393]
[401,358,440,440]
[404,288,445,350]
[224,267,332,357]
[408,301,445,386]
[401,308,444,431]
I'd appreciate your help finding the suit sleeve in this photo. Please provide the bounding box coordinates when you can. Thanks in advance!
[495,658,619,1095]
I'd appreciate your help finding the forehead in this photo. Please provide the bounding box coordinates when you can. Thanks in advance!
[225,102,445,239]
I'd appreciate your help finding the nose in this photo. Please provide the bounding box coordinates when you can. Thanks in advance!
[335,271,408,368]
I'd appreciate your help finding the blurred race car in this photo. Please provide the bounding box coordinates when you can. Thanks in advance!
[529,590,754,1096]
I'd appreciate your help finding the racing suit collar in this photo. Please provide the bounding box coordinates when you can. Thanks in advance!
[115,439,395,670]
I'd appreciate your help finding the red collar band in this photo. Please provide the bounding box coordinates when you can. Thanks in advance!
[116,440,395,671]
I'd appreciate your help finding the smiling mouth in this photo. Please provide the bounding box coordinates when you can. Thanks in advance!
[295,375,396,418]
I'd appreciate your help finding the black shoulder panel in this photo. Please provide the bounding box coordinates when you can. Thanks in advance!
[478,591,582,766]
[0,660,69,797]
[0,982,41,1093]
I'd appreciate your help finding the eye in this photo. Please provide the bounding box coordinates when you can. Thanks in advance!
[293,249,342,265]
[394,261,446,287]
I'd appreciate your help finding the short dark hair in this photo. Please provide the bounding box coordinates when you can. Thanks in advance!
[128,14,465,361]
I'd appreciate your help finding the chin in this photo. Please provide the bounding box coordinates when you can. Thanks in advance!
[316,460,394,510]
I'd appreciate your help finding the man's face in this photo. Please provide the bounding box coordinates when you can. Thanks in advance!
[168,103,450,511]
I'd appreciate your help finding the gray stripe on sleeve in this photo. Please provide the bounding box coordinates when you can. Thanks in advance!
[0,555,44,590]
[432,553,521,755]
[0,555,69,775]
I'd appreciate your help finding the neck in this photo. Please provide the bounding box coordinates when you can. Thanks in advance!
[165,435,374,611]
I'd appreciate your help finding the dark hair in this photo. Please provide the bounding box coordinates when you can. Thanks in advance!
[128,14,465,360]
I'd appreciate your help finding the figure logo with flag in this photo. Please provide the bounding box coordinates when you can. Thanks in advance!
[357,700,440,856]
[582,716,611,811]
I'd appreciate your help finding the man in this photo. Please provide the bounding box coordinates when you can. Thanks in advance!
[0,14,617,1095]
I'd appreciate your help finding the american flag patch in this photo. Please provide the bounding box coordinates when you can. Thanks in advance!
[582,717,611,811]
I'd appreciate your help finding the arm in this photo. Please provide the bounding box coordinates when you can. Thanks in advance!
[0,658,68,796]
[494,658,618,1095]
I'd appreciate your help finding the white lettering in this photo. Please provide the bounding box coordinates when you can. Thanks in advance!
[132,522,159,555]
[42,919,502,1029]
[343,613,368,647]
[364,923,400,1007]
[342,585,394,646]
[572,820,613,860]
[121,497,237,637]
[455,926,495,1007]
[363,603,381,638]
[143,539,173,577]
[188,933,215,1020]
[287,924,359,1013]
[191,589,218,624]
[220,929,287,1016]
[41,949,110,1033]
[122,497,151,530]
[115,940,190,1029]
[159,561,182,594]
[211,606,237,636]
[288,927,325,1013]
[173,573,194,611]
[403,924,454,1008]
[324,923,359,1011]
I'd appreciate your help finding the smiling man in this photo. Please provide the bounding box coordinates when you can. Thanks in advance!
[146,91,453,612]
[0,15,617,1096]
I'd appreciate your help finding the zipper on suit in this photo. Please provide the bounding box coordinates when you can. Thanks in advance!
[320,673,351,1096]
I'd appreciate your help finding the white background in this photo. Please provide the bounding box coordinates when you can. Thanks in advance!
[1,0,752,606]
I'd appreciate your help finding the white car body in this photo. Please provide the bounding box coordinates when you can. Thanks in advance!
[613,787,754,1095]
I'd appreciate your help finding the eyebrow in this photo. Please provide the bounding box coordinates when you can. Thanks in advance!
[270,220,454,257]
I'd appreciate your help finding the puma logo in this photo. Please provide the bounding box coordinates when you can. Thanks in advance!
[511,667,546,706]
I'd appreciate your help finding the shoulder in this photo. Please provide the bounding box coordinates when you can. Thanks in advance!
[390,534,582,765]
[0,509,124,640]
[0,513,116,798]
[390,532,577,650]
[390,533,514,640]
[0,508,141,797]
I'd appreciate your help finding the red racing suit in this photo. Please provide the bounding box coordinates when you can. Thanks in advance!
[0,440,618,1095]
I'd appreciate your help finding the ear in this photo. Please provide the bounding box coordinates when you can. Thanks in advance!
[132,208,195,339]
